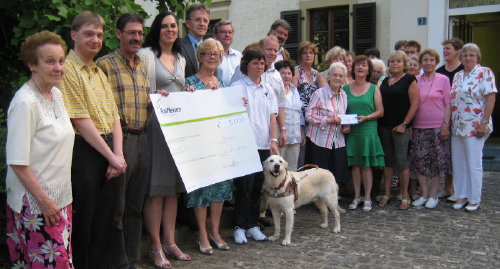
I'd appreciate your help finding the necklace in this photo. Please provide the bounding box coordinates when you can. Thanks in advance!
[32,78,58,119]
[419,75,435,104]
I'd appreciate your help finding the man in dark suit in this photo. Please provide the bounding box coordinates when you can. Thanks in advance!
[180,4,210,78]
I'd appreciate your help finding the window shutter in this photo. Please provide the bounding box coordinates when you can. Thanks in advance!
[353,3,376,56]
[281,10,301,62]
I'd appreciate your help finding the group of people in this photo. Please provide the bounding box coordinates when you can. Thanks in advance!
[4,4,497,269]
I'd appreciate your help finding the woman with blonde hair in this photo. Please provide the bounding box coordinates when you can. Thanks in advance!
[185,38,232,254]
[378,50,419,210]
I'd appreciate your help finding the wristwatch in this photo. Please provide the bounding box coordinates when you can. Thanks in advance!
[270,138,278,143]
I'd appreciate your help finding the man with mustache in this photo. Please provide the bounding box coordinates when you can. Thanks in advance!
[97,13,150,269]
[181,3,210,78]
[268,19,291,64]
[59,11,127,268]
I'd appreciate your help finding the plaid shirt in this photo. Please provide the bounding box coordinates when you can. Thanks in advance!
[97,49,150,129]
[59,50,119,134]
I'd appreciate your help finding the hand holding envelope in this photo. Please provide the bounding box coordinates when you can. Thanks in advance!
[338,114,359,125]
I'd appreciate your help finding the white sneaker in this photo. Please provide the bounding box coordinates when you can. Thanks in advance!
[233,227,247,244]
[412,197,428,207]
[246,227,267,241]
[425,197,438,209]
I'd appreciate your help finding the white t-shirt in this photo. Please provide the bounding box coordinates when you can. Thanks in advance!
[6,84,74,214]
[233,76,278,150]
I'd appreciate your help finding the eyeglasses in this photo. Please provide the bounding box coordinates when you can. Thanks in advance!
[218,30,234,35]
[124,30,144,36]
[201,52,221,58]
[302,51,315,55]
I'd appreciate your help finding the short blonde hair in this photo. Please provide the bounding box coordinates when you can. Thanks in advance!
[325,46,346,63]
[388,50,409,73]
[196,38,224,66]
[298,41,316,62]
[21,30,67,66]
[328,62,347,79]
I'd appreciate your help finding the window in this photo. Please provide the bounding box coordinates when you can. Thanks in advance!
[309,6,349,63]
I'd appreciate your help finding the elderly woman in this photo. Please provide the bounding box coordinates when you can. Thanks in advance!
[185,38,232,254]
[232,48,280,244]
[450,43,496,212]
[344,56,385,212]
[320,46,346,78]
[409,49,452,209]
[6,31,74,268]
[408,55,421,77]
[306,62,350,186]
[275,60,306,170]
[138,12,189,268]
[371,58,386,86]
[378,51,419,210]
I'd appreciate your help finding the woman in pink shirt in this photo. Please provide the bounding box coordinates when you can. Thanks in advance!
[409,49,451,209]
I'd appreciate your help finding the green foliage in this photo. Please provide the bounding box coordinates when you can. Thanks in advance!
[315,61,330,72]
[156,0,210,19]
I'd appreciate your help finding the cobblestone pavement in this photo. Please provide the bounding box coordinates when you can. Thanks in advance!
[139,172,500,269]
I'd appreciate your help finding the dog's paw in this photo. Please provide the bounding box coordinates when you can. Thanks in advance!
[268,235,279,241]
[320,223,328,229]
[332,226,341,233]
[281,239,291,246]
[338,207,346,214]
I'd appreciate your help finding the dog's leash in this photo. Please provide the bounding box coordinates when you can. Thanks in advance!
[294,164,320,182]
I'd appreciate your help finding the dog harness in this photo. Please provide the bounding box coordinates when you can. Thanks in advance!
[268,164,319,200]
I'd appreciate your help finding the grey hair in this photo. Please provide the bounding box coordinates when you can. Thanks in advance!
[213,19,233,34]
[328,62,348,78]
[460,43,481,62]
[371,58,386,75]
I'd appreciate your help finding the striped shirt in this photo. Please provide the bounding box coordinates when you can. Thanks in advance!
[97,49,150,129]
[59,50,120,134]
[305,85,347,149]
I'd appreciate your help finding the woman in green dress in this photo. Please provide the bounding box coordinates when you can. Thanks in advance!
[344,55,385,212]
[185,38,231,254]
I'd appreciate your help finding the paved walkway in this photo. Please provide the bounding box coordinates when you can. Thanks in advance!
[139,172,500,269]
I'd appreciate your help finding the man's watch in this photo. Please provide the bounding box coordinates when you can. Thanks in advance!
[270,138,279,143]
[281,127,286,131]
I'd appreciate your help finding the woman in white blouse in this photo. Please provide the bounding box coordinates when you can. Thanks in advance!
[450,43,496,212]
[5,31,75,268]
[275,60,306,170]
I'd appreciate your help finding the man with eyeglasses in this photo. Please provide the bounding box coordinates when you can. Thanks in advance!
[96,13,150,269]
[181,3,210,78]
[404,40,421,57]
[214,19,242,86]
[268,19,291,64]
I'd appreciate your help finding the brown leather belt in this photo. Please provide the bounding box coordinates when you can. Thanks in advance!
[123,126,146,134]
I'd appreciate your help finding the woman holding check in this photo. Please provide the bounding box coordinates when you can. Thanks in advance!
[343,56,385,212]
[305,62,350,185]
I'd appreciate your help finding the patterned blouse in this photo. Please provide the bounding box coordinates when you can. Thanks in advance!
[450,64,497,137]
[305,85,347,149]
[297,65,319,114]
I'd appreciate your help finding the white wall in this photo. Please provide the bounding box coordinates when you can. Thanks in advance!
[135,0,159,26]
[389,0,429,54]
[229,0,300,51]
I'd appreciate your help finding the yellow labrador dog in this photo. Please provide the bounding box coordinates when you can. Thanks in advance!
[262,155,341,246]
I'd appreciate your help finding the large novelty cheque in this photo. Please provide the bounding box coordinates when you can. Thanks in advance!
[150,86,263,193]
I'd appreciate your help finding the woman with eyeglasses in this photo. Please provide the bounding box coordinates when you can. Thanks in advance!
[184,38,232,254]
